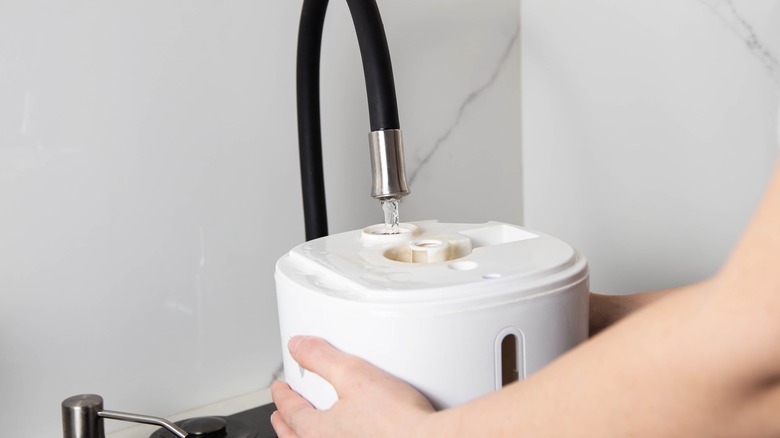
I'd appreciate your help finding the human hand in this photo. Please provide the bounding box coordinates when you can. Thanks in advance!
[270,336,436,438]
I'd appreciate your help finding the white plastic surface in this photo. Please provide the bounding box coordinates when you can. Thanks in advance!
[275,221,589,409]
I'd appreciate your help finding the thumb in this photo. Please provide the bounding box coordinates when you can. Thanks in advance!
[289,336,364,390]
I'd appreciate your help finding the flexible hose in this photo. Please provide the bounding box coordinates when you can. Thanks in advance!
[296,0,401,241]
[344,0,400,131]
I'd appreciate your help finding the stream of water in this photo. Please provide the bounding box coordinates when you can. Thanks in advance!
[381,199,400,234]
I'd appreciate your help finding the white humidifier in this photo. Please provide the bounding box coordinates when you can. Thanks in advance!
[275,220,589,410]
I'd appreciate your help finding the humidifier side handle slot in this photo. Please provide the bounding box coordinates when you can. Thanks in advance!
[494,327,526,390]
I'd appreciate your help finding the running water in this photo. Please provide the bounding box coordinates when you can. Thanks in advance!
[381,199,400,234]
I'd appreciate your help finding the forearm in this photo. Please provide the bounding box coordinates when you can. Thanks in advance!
[416,280,735,437]
[417,159,780,437]
[718,158,780,302]
[589,283,701,335]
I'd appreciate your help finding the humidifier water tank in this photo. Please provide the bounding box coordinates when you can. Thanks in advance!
[275,220,589,410]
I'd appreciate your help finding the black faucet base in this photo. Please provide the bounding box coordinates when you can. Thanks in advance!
[149,403,278,438]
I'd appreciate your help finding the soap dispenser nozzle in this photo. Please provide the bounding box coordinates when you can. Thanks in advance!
[62,394,188,438]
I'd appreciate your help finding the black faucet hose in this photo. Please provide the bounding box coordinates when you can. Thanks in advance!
[344,0,401,131]
[296,0,401,241]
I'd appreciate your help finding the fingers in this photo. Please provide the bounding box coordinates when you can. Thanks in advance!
[277,337,437,437]
[271,380,317,434]
[288,336,363,389]
[270,410,298,438]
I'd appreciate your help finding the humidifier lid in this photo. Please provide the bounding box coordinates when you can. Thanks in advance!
[275,220,587,308]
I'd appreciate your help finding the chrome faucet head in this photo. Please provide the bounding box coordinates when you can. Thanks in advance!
[369,129,410,201]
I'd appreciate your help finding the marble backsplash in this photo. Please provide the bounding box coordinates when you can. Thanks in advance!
[522,0,780,294]
[0,1,520,436]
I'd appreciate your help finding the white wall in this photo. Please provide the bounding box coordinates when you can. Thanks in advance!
[0,1,521,436]
[522,0,780,294]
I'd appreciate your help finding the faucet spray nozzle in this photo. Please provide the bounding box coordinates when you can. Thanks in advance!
[369,129,410,201]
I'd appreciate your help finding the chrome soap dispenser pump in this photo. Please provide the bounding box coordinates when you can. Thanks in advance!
[296,0,410,241]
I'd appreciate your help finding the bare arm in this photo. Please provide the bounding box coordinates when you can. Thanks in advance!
[589,288,679,335]
[422,160,780,437]
[273,160,780,438]
[589,272,717,335]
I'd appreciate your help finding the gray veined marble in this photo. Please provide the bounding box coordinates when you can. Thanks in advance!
[522,0,779,296]
[698,0,780,85]
[408,24,521,184]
